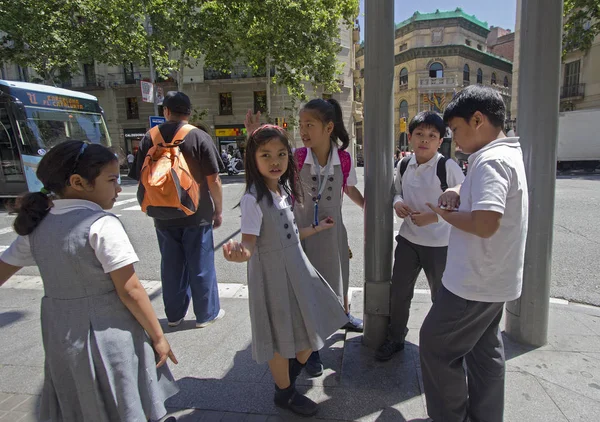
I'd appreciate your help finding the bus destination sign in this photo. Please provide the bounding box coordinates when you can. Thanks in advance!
[20,91,98,112]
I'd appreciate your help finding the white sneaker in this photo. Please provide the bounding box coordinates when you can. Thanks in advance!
[196,309,226,328]
[167,317,185,327]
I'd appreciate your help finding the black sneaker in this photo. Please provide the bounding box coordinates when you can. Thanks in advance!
[305,351,323,377]
[375,339,405,361]
[274,384,319,417]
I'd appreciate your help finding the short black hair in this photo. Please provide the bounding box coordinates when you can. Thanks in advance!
[443,85,505,128]
[408,111,446,138]
[163,91,192,115]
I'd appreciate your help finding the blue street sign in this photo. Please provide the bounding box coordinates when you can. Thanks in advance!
[149,116,166,128]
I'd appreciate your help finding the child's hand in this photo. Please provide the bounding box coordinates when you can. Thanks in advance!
[438,190,460,210]
[410,211,438,227]
[154,336,178,368]
[394,202,414,218]
[244,109,261,134]
[426,203,453,219]
[223,240,250,262]
[318,216,335,231]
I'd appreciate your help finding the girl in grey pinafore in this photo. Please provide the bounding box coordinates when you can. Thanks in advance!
[32,209,179,422]
[295,164,349,302]
[247,190,349,364]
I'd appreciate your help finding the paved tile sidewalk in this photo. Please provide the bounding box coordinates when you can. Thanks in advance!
[1,285,600,421]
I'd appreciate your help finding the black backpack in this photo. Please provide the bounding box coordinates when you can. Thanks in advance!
[399,156,448,192]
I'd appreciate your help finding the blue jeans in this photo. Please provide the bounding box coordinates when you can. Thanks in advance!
[155,225,220,324]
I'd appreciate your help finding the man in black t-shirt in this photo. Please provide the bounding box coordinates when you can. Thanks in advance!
[129,91,225,328]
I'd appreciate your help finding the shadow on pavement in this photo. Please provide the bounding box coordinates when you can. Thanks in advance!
[0,310,26,329]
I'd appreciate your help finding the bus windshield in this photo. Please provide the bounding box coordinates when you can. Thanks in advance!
[18,106,110,151]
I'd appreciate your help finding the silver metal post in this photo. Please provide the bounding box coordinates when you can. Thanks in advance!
[363,0,395,349]
[145,15,159,116]
[505,0,563,347]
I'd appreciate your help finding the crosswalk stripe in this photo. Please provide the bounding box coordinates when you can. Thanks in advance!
[0,227,13,235]
[113,198,138,207]
[123,205,141,211]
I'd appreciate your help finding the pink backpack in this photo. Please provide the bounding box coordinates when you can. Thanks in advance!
[294,147,352,190]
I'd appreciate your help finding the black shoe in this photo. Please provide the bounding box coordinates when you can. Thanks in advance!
[375,339,405,361]
[289,358,305,385]
[305,351,323,377]
[274,384,319,417]
[343,313,364,332]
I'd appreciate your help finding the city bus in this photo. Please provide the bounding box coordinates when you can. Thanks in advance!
[0,80,112,196]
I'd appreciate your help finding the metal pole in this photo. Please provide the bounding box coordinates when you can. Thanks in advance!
[505,0,563,347]
[266,56,272,115]
[363,0,395,349]
[145,15,159,116]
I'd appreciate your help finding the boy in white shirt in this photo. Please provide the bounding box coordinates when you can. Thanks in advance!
[376,111,464,361]
[422,85,529,422]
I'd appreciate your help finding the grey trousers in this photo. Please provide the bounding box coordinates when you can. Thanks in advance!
[420,285,506,422]
[389,235,447,342]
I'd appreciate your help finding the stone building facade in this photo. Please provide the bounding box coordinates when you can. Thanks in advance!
[355,8,513,150]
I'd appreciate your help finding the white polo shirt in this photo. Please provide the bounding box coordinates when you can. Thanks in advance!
[393,153,465,247]
[1,199,139,273]
[442,137,529,302]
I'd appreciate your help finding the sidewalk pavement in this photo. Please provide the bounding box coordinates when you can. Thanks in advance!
[1,277,599,421]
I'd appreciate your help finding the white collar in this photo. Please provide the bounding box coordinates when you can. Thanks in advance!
[303,144,341,167]
[49,199,103,214]
[408,152,441,168]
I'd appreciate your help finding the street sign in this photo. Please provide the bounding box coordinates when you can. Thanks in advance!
[149,116,166,128]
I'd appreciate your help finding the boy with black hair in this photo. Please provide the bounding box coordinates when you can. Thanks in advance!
[421,85,529,422]
[375,111,464,361]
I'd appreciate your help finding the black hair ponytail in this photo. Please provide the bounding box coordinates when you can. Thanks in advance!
[12,140,117,236]
[13,192,51,236]
[326,98,350,151]
[302,98,350,151]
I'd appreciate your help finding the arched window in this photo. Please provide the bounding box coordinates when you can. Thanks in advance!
[491,72,497,85]
[399,100,409,121]
[463,64,470,83]
[477,68,483,84]
[504,76,509,87]
[399,67,408,88]
[429,62,444,78]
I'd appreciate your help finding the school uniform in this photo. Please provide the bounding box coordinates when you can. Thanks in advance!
[293,144,358,301]
[419,137,529,422]
[240,188,348,364]
[1,199,178,422]
[389,153,464,343]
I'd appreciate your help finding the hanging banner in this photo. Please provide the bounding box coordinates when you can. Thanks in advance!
[156,86,164,105]
[141,81,154,103]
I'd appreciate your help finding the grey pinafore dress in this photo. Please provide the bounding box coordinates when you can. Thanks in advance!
[295,165,350,301]
[246,190,348,364]
[29,209,178,422]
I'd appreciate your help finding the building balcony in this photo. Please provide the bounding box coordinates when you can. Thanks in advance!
[204,66,275,81]
[62,76,105,90]
[352,101,363,122]
[490,84,512,97]
[418,76,458,90]
[561,83,585,100]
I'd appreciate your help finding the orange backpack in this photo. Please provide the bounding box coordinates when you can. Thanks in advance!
[138,124,200,219]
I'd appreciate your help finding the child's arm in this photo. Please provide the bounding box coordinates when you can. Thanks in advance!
[426,207,502,238]
[392,162,414,218]
[110,264,178,368]
[344,186,364,209]
[0,261,22,287]
[223,234,257,263]
[299,217,335,240]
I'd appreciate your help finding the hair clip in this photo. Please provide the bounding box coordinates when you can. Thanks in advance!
[40,187,50,196]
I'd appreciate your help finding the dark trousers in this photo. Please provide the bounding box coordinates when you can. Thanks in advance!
[156,225,220,324]
[420,285,506,422]
[389,235,447,342]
